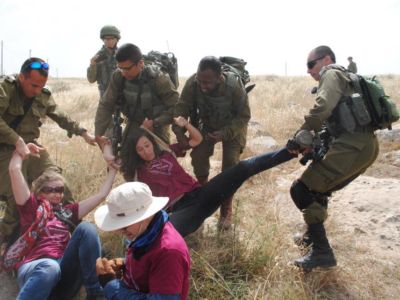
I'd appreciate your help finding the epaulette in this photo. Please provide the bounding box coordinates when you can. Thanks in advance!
[4,74,17,84]
[42,85,52,95]
[320,64,347,77]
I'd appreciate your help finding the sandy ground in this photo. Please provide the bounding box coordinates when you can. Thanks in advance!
[1,125,399,299]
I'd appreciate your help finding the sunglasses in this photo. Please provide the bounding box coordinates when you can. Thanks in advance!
[118,62,137,72]
[307,56,325,69]
[29,61,50,70]
[40,186,65,194]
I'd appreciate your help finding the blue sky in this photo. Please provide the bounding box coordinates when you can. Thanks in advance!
[1,0,399,77]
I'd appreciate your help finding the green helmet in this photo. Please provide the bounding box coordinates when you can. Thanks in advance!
[100,25,121,39]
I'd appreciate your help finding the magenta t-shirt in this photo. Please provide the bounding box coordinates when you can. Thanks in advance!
[137,146,200,206]
[16,194,79,269]
[123,222,190,299]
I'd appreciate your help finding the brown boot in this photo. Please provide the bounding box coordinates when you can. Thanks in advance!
[196,176,208,186]
[218,196,233,231]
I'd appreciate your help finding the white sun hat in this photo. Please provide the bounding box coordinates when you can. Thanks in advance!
[94,182,169,232]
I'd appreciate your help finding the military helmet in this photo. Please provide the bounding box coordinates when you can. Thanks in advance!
[100,25,121,39]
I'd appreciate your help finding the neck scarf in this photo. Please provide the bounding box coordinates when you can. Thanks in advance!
[130,210,169,260]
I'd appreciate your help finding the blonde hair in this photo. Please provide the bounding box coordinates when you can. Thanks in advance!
[31,170,65,196]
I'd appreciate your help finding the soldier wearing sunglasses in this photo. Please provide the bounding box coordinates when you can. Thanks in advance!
[0,57,96,252]
[287,46,379,269]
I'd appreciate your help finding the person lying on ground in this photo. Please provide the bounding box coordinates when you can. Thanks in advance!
[100,116,296,237]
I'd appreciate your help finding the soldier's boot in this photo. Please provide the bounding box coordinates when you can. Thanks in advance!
[294,223,336,269]
[196,176,209,186]
[293,227,312,248]
[218,196,233,231]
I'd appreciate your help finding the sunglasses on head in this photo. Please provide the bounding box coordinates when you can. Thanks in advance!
[307,56,325,69]
[40,186,64,194]
[29,61,50,70]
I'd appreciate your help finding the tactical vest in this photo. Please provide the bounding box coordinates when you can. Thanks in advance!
[121,65,167,125]
[322,65,373,136]
[195,72,238,131]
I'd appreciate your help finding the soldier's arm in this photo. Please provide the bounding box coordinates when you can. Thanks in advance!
[152,73,179,127]
[220,80,251,141]
[0,82,20,145]
[172,75,196,139]
[45,94,87,138]
[94,72,119,136]
[301,70,346,132]
[87,63,98,83]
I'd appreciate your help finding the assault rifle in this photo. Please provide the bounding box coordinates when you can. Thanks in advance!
[299,128,332,165]
[112,97,123,158]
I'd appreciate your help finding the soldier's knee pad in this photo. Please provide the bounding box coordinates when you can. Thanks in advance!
[302,201,328,225]
[290,180,315,210]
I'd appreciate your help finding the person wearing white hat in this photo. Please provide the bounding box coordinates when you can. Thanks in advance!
[94,181,190,300]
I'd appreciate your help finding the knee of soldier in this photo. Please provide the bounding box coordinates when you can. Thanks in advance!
[302,201,328,225]
[290,180,315,210]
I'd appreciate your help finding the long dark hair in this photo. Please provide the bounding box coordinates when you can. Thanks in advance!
[120,128,163,181]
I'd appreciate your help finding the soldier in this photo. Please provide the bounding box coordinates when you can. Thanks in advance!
[173,56,251,230]
[87,25,120,98]
[347,56,358,73]
[287,46,379,269]
[0,57,95,249]
[94,43,179,153]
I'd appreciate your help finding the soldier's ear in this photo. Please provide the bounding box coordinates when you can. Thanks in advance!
[138,60,145,69]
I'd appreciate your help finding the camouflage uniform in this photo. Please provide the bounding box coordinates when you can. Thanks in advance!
[173,72,251,227]
[0,75,85,239]
[95,65,179,144]
[87,45,118,97]
[296,65,379,224]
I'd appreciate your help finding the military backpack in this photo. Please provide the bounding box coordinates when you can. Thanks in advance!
[219,56,255,94]
[346,73,399,131]
[143,51,179,89]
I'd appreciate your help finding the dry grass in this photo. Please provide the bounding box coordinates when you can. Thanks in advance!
[29,75,400,299]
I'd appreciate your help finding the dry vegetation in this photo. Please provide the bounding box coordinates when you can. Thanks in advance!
[1,74,400,299]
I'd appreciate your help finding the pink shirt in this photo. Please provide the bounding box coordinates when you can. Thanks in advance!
[16,194,79,269]
[123,222,190,299]
[137,147,200,207]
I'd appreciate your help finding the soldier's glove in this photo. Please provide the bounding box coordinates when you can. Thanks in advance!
[286,130,314,152]
[96,257,125,287]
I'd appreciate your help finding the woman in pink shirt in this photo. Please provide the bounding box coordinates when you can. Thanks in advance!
[6,144,116,300]
[102,117,295,237]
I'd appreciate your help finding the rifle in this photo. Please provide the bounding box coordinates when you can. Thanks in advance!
[299,128,332,165]
[112,97,123,158]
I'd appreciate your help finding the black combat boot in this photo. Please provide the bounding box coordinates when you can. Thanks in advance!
[294,223,336,269]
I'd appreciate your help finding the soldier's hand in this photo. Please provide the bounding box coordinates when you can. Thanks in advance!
[15,137,30,160]
[142,118,154,131]
[173,116,189,128]
[82,131,96,146]
[207,131,223,142]
[26,143,44,158]
[102,143,120,169]
[90,55,99,65]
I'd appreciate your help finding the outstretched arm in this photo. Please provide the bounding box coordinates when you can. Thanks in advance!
[78,167,118,219]
[9,143,44,206]
[173,116,203,148]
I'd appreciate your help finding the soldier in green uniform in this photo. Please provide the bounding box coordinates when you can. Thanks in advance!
[0,57,95,248]
[94,43,179,151]
[87,25,120,97]
[173,56,251,230]
[347,56,358,73]
[287,46,379,269]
